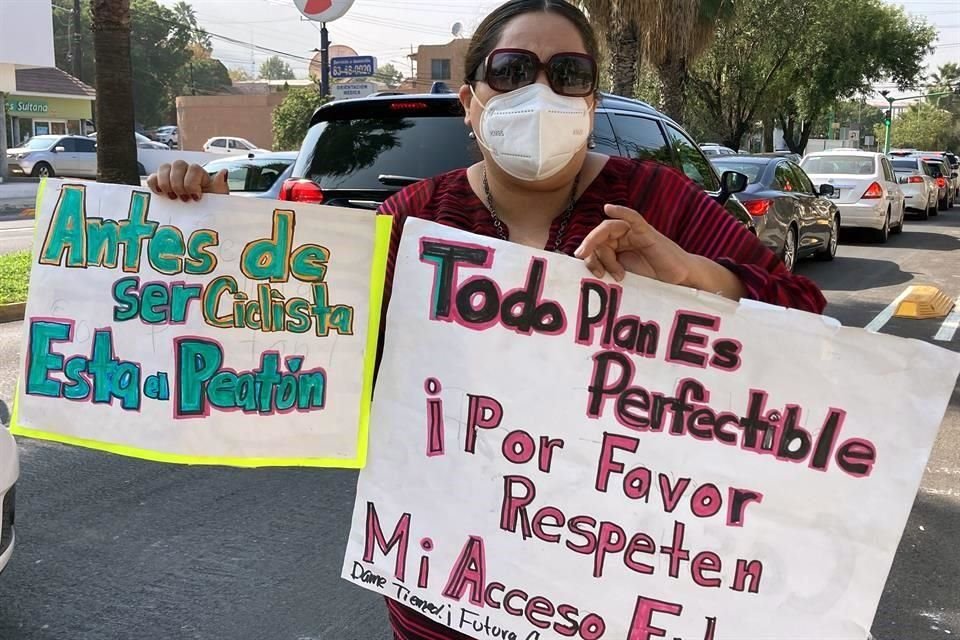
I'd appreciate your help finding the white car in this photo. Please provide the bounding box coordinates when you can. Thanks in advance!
[800,151,906,243]
[0,421,18,575]
[700,143,738,157]
[203,136,268,155]
[87,131,169,150]
[888,156,939,219]
[154,125,178,147]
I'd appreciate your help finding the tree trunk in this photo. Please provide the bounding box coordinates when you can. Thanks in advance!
[656,55,688,123]
[608,21,639,98]
[762,116,775,152]
[91,0,139,185]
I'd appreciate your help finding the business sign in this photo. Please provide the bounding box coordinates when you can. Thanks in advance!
[331,56,377,79]
[343,218,960,639]
[293,0,355,22]
[13,179,391,468]
[332,82,377,101]
[6,99,48,114]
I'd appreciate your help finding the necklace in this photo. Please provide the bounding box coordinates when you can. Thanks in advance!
[481,166,581,252]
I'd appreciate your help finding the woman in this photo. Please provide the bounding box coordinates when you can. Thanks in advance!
[150,1,824,636]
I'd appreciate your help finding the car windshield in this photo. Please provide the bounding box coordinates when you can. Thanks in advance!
[891,159,920,171]
[710,160,765,183]
[301,115,481,190]
[22,137,57,150]
[205,157,295,192]
[801,156,876,175]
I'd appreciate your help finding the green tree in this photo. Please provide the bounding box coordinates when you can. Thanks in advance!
[273,83,329,150]
[177,53,231,97]
[775,0,934,154]
[372,63,404,89]
[260,55,296,80]
[171,0,211,50]
[873,102,954,150]
[229,67,253,82]
[53,0,232,126]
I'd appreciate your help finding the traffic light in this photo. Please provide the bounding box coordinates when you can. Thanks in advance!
[884,110,891,125]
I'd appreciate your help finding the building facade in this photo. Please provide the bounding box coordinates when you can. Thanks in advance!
[402,39,470,93]
[4,67,96,146]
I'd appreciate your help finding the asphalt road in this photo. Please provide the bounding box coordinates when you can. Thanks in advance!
[0,208,958,639]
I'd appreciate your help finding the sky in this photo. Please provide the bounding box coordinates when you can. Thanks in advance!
[160,0,960,87]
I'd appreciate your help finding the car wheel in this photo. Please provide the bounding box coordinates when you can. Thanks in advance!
[875,211,890,243]
[891,208,904,234]
[137,162,147,176]
[816,216,838,261]
[939,195,949,211]
[782,225,798,272]
[31,162,54,178]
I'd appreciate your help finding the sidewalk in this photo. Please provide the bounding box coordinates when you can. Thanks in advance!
[0,179,39,219]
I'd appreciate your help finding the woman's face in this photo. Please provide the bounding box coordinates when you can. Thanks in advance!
[459,11,596,189]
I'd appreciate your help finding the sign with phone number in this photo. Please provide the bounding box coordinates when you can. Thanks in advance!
[331,56,376,79]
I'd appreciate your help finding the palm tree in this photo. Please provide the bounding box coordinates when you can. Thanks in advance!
[172,0,212,51]
[579,0,647,98]
[92,0,139,184]
[928,62,960,90]
[647,0,733,121]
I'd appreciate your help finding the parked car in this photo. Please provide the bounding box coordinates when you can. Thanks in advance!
[700,143,738,157]
[711,156,839,269]
[88,131,169,150]
[887,156,939,219]
[203,136,268,155]
[154,125,179,147]
[919,157,955,211]
[4,134,97,178]
[800,151,905,243]
[203,152,297,198]
[753,151,803,164]
[0,419,17,575]
[280,93,754,233]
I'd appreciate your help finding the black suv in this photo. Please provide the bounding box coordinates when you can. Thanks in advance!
[281,91,753,230]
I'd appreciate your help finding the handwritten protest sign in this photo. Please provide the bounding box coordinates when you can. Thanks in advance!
[13,179,389,468]
[343,218,960,639]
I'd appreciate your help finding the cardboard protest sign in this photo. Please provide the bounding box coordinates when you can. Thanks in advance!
[343,218,960,639]
[13,179,390,468]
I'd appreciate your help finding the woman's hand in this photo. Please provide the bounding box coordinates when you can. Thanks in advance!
[147,160,229,201]
[574,204,747,301]
[575,204,694,284]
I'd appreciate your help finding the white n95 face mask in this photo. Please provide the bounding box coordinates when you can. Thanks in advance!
[472,83,591,182]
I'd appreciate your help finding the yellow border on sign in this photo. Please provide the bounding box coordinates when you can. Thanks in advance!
[11,210,393,469]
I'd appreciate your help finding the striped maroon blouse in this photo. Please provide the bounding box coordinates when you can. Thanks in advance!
[375,156,825,640]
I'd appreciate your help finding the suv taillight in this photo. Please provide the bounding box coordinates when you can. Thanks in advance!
[861,182,883,199]
[279,179,324,203]
[936,177,947,189]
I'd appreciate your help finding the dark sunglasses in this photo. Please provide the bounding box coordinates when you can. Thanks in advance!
[473,48,597,97]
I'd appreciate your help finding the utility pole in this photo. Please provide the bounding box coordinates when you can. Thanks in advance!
[72,0,83,79]
[320,23,329,98]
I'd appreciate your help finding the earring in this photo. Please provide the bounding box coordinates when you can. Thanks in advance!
[468,131,476,140]
[588,133,596,149]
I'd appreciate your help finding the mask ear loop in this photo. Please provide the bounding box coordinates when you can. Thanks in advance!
[468,85,494,151]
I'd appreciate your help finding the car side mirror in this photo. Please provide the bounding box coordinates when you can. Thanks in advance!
[716,171,748,204]
[952,172,958,179]
[54,146,65,153]
[819,183,836,197]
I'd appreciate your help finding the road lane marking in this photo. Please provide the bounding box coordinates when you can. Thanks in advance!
[864,286,914,332]
[933,297,960,342]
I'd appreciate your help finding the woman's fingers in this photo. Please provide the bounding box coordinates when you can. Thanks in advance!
[146,170,162,195]
[183,164,211,200]
[152,163,172,197]
[595,244,625,281]
[574,219,629,258]
[210,168,230,194]
[168,160,190,199]
[583,252,605,278]
[604,204,659,249]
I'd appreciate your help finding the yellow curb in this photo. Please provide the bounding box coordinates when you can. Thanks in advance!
[0,303,26,324]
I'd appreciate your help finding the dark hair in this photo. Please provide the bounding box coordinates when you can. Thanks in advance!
[463,0,599,85]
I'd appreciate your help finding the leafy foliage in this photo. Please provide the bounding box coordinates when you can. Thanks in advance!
[0,251,31,305]
[874,103,955,150]
[259,56,296,80]
[272,83,329,151]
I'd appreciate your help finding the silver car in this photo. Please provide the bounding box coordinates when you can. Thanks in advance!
[5,134,97,178]
[888,156,938,219]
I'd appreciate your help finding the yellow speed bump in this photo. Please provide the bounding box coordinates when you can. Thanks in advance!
[894,286,955,319]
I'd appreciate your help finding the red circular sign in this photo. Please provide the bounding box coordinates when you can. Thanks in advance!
[293,0,355,22]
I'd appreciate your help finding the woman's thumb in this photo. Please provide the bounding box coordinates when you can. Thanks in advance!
[213,168,229,193]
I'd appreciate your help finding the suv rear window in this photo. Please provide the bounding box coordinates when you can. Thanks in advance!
[891,159,919,171]
[294,103,481,190]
